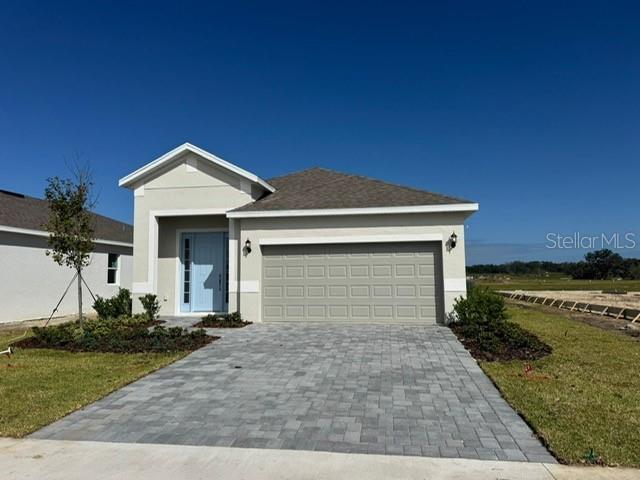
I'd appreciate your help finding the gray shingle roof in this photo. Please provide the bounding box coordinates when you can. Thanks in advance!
[0,190,133,244]
[232,167,473,212]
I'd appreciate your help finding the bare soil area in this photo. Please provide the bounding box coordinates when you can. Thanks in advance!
[508,290,640,309]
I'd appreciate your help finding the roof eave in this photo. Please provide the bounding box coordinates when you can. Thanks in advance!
[118,142,276,192]
[227,203,479,218]
[0,225,133,247]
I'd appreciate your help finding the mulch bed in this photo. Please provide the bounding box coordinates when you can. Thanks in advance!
[450,323,552,362]
[12,333,219,353]
[194,318,252,328]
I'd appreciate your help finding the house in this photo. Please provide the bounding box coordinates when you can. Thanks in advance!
[119,143,478,323]
[0,190,133,324]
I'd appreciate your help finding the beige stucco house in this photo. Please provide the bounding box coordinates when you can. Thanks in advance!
[120,143,478,323]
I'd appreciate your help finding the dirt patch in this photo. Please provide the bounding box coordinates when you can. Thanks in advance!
[507,299,640,339]
[509,290,640,309]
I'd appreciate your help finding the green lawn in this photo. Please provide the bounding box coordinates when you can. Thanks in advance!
[474,274,640,292]
[0,327,186,437]
[481,304,640,466]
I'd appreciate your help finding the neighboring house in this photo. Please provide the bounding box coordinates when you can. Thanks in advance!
[120,143,478,323]
[0,190,133,324]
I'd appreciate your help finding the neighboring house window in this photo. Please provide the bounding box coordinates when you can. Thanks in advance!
[107,253,120,285]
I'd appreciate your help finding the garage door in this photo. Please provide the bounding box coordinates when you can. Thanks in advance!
[261,242,443,323]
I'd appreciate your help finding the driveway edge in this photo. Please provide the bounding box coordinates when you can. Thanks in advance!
[1,438,636,480]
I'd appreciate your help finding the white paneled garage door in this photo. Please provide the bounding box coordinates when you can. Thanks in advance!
[261,242,443,323]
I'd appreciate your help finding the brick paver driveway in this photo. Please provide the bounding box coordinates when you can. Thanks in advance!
[33,324,554,463]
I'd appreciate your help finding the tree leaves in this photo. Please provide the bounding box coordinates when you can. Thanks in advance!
[44,173,95,270]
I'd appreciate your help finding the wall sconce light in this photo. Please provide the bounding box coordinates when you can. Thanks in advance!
[449,232,458,249]
[244,238,252,254]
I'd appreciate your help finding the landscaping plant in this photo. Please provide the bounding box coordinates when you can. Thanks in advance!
[451,287,551,361]
[92,288,132,319]
[44,166,96,325]
[453,286,508,326]
[18,316,215,353]
[139,294,161,321]
[195,311,251,328]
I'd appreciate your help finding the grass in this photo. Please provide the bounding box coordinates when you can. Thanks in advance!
[481,304,640,466]
[474,274,640,292]
[0,327,186,437]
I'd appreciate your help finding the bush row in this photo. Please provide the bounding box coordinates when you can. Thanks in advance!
[19,316,215,353]
[92,288,160,322]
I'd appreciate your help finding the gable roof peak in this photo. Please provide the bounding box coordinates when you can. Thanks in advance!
[118,143,275,192]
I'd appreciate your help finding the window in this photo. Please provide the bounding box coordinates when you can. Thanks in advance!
[183,237,191,304]
[107,253,120,285]
[224,239,229,305]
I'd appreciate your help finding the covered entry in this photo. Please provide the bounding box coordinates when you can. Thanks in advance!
[179,232,228,313]
[261,242,443,323]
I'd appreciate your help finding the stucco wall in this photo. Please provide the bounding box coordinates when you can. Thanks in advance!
[233,212,471,323]
[0,232,132,323]
[154,215,228,316]
[131,151,261,299]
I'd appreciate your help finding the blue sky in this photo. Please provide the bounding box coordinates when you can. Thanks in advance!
[1,1,638,264]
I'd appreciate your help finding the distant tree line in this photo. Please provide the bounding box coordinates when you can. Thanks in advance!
[468,249,640,280]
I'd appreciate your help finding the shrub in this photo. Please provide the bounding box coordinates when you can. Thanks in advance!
[139,294,161,321]
[225,311,243,324]
[451,287,551,361]
[195,311,251,328]
[24,316,214,353]
[92,288,132,319]
[453,287,507,326]
[92,297,111,320]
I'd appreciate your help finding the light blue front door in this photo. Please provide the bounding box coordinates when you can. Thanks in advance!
[180,232,227,313]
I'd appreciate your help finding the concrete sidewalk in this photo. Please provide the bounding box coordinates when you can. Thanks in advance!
[0,438,637,480]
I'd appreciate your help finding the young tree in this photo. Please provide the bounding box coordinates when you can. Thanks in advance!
[44,167,95,325]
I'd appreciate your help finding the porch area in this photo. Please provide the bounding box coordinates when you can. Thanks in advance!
[153,215,231,316]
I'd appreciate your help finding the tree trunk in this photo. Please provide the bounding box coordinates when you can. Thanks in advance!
[77,267,83,326]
